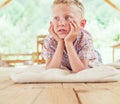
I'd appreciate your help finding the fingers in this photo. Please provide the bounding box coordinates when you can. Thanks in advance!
[69,20,79,35]
[49,21,61,42]
[49,21,53,34]
[71,20,79,30]
[49,22,57,37]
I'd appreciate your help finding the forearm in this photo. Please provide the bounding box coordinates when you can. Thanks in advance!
[46,41,64,69]
[65,41,87,72]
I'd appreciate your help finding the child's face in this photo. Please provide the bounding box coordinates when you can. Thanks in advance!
[51,4,82,39]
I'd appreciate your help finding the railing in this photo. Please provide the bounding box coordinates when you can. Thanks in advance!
[0,35,46,66]
[112,43,120,62]
[0,52,43,66]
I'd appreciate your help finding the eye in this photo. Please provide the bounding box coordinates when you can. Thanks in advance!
[65,16,72,21]
[53,17,59,21]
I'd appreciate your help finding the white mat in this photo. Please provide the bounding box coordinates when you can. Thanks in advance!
[106,63,120,69]
[10,64,120,83]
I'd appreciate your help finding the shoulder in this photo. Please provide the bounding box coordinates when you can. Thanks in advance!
[44,34,57,46]
[44,34,56,43]
[81,29,92,39]
[77,29,93,42]
[75,29,93,46]
[45,34,54,41]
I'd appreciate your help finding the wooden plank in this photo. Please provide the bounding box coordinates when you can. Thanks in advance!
[63,83,90,90]
[24,83,63,88]
[110,85,120,96]
[0,79,14,90]
[0,82,63,92]
[63,82,120,91]
[0,84,43,104]
[93,82,120,96]
[0,83,71,104]
[77,88,120,104]
[0,78,63,90]
[0,69,14,90]
[85,82,120,90]
[34,88,80,104]
[73,82,120,104]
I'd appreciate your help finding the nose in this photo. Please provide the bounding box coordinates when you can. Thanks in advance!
[58,19,66,26]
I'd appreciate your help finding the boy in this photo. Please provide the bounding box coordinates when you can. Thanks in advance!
[42,0,100,72]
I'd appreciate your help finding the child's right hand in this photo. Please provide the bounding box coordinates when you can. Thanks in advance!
[49,22,63,43]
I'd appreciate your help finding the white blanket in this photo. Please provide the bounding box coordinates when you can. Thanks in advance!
[10,64,120,83]
[106,63,120,69]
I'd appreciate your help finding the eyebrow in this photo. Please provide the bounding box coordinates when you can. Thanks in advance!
[65,14,73,18]
[53,16,59,18]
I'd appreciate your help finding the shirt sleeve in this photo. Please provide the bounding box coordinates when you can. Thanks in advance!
[41,35,56,59]
[78,32,97,60]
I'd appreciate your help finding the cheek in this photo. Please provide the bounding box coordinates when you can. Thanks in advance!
[52,22,57,30]
[53,21,58,28]
[67,21,71,26]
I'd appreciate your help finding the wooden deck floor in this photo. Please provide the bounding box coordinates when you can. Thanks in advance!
[1,68,120,104]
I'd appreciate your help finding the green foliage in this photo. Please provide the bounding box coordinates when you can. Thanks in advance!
[0,0,120,53]
[113,34,120,42]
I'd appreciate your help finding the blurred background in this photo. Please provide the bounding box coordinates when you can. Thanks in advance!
[0,0,120,64]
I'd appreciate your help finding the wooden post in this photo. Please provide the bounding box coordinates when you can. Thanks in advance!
[112,43,120,62]
[104,0,120,13]
[36,35,46,64]
[0,0,12,9]
[112,47,114,62]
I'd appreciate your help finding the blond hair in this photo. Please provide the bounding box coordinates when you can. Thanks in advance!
[52,0,84,18]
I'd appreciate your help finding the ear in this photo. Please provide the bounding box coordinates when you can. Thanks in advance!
[80,19,86,28]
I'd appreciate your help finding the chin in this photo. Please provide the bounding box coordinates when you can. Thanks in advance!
[58,35,66,39]
[58,34,67,39]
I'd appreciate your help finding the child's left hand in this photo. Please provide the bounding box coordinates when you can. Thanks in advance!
[64,20,80,43]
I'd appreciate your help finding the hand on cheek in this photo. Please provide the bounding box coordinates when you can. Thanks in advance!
[65,20,79,43]
[49,21,62,42]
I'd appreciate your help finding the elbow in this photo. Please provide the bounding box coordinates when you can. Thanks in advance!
[72,70,80,73]
[72,66,87,73]
[45,63,53,69]
[45,65,50,69]
[45,64,60,69]
[72,69,83,73]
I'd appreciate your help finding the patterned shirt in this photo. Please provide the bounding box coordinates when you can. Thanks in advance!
[42,29,100,70]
